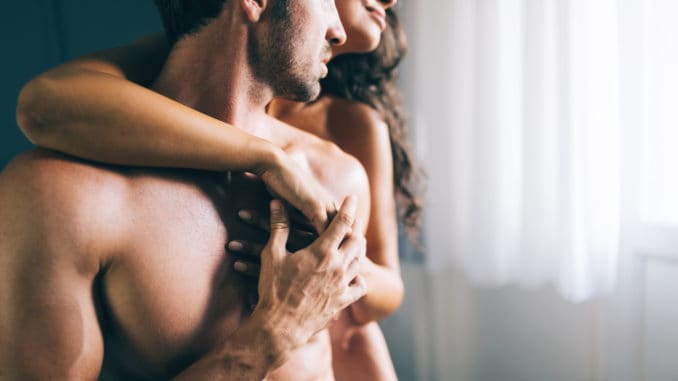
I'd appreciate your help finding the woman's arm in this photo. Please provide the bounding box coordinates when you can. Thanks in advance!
[327,100,404,324]
[15,34,337,232]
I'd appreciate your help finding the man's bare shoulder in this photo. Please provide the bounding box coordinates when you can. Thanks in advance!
[0,149,124,379]
[1,148,130,211]
[3,147,124,176]
[269,115,371,222]
[0,149,131,264]
[270,115,364,181]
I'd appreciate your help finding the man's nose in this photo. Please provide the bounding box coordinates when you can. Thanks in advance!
[327,17,347,46]
[378,0,397,10]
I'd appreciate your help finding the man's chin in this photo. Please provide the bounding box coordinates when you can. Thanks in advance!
[281,82,321,103]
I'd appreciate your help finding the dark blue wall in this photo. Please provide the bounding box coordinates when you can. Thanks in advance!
[0,0,161,167]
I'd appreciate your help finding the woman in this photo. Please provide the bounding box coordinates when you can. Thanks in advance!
[16,1,422,380]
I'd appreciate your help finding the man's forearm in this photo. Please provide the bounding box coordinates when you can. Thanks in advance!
[170,308,296,381]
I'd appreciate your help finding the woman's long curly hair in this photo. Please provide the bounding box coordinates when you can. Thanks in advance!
[320,9,424,242]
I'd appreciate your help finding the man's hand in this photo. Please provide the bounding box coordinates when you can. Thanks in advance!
[254,196,367,352]
[255,149,338,233]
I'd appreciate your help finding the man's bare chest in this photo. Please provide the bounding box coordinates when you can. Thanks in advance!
[98,171,266,379]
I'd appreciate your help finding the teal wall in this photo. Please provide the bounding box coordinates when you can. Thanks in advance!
[0,0,161,167]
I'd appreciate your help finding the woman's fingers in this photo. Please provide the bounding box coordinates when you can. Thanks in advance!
[240,208,316,234]
[238,209,269,231]
[233,260,261,277]
[228,240,265,257]
[237,209,318,250]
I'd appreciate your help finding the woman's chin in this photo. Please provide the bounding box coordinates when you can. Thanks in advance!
[332,35,381,57]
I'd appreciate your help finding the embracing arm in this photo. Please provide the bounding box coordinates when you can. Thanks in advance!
[327,101,404,324]
[15,34,337,232]
[16,34,279,173]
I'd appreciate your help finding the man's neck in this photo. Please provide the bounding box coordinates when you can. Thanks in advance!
[267,98,308,120]
[152,25,274,139]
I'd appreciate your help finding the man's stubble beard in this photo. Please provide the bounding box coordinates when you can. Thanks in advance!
[247,3,322,102]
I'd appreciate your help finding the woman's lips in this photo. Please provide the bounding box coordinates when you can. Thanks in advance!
[367,7,386,31]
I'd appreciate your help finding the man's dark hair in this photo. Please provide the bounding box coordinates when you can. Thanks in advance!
[154,0,291,45]
[154,0,229,45]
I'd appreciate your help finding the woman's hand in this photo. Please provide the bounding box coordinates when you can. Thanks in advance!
[255,148,338,234]
[228,206,320,278]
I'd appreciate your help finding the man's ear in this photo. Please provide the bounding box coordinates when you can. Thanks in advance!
[240,0,269,22]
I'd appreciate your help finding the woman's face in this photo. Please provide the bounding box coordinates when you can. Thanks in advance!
[332,0,397,56]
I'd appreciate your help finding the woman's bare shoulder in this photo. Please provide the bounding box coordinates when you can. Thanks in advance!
[322,98,391,172]
[327,96,384,126]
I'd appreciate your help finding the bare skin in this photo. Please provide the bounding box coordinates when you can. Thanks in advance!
[15,1,403,380]
[269,97,401,381]
[1,0,376,380]
[18,34,403,327]
[0,150,366,380]
[18,55,403,380]
[15,33,339,235]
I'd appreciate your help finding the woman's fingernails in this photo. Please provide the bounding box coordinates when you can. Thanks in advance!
[238,210,252,221]
[228,241,244,251]
[234,261,248,272]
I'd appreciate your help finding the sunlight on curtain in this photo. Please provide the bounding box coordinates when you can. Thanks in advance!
[640,0,678,226]
[403,0,677,302]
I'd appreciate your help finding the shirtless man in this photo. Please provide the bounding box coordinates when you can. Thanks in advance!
[0,0,373,380]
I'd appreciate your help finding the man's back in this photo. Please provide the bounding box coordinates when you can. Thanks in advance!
[0,149,336,380]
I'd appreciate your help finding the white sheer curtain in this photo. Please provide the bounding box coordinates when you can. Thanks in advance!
[400,0,678,302]
[638,0,678,227]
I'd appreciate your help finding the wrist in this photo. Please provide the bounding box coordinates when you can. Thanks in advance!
[252,142,286,178]
[232,306,299,368]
